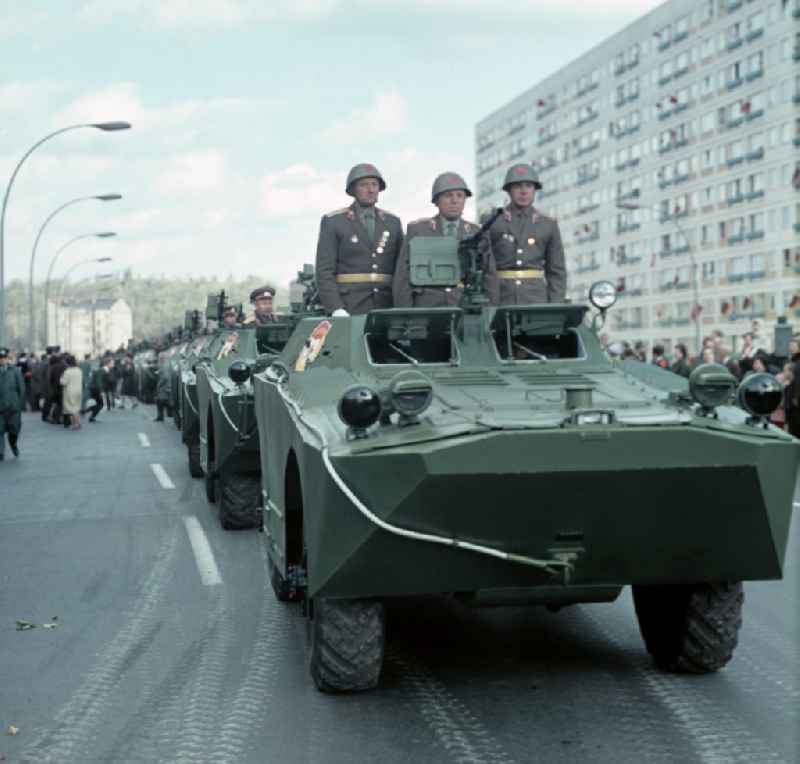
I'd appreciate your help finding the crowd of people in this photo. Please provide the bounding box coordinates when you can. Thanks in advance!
[604,329,800,437]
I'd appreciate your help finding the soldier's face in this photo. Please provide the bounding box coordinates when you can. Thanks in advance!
[223,312,236,326]
[509,182,535,208]
[255,295,273,315]
[436,190,466,221]
[353,178,380,206]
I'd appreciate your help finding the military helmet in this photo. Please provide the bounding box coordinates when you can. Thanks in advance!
[431,172,472,204]
[0,347,8,359]
[345,163,386,196]
[502,163,543,191]
[249,285,276,303]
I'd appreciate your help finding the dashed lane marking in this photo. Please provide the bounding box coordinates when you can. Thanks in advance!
[138,433,151,448]
[151,463,175,490]
[183,515,223,586]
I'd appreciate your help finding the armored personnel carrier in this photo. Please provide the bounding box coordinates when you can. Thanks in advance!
[196,293,296,529]
[252,210,799,693]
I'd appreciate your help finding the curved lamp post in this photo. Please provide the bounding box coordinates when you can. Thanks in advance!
[0,120,131,345]
[54,256,113,348]
[28,193,122,349]
[617,201,702,355]
[44,232,116,346]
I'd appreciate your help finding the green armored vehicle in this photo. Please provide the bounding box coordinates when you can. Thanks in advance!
[196,293,296,530]
[252,210,799,693]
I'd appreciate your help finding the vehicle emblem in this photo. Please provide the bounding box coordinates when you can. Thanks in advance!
[295,320,333,372]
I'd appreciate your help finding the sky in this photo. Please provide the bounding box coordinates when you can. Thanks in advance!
[1,0,664,290]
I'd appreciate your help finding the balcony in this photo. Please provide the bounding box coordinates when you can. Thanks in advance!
[657,318,676,328]
[726,155,745,167]
[728,234,746,245]
[745,109,764,122]
[615,157,640,172]
[576,232,600,245]
[726,0,743,10]
[674,66,690,79]
[508,148,525,160]
[617,320,643,329]
[744,68,763,82]
[748,270,766,280]
[673,173,690,185]
[615,93,640,108]
[478,140,495,154]
[536,188,558,200]
[728,273,747,282]
[658,179,673,189]
[674,317,691,326]
[508,124,526,136]
[614,125,641,139]
[793,137,800,147]
[794,47,800,61]
[745,229,765,240]
[657,40,671,53]
[745,28,764,42]
[673,30,689,44]
[726,77,744,90]
[727,193,745,205]
[794,223,800,234]
[536,134,557,147]
[657,74,673,87]
[657,108,674,122]
[576,82,599,98]
[726,38,743,52]
[726,117,744,129]
[537,103,557,118]
[577,172,600,186]
[618,189,641,202]
[576,141,600,156]
[577,112,599,128]
[576,264,601,274]
[616,222,641,234]
[619,256,643,266]
[745,147,764,161]
[745,189,765,201]
[578,203,600,214]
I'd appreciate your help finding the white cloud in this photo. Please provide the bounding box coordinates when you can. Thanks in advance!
[321,92,409,144]
[154,150,230,195]
[0,81,67,115]
[260,164,341,219]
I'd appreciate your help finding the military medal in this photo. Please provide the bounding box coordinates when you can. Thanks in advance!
[528,237,536,246]
[350,234,358,243]
[373,229,390,258]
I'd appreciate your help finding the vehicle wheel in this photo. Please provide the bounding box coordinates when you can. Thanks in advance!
[309,598,385,693]
[632,582,743,673]
[187,443,203,478]
[268,556,303,603]
[218,471,261,530]
[205,463,217,503]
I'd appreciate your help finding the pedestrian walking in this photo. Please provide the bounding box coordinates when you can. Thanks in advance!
[120,356,137,409]
[0,347,24,460]
[154,354,172,422]
[103,357,117,410]
[61,355,83,430]
[47,353,67,425]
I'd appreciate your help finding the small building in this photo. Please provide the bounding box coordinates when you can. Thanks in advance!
[47,297,133,357]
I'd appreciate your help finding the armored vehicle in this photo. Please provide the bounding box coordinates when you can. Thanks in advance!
[196,295,296,530]
[252,211,799,693]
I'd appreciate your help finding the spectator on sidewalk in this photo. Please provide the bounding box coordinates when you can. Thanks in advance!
[47,353,67,425]
[120,356,137,409]
[0,347,24,460]
[651,344,669,369]
[102,356,117,410]
[61,355,83,430]
[154,354,172,422]
[670,343,691,378]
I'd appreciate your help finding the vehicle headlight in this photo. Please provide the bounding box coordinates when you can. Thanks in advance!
[689,363,736,411]
[388,371,433,424]
[588,280,617,311]
[228,360,251,385]
[338,386,382,437]
[737,373,782,418]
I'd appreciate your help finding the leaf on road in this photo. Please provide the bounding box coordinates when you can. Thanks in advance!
[42,623,59,630]
[15,620,35,631]
[6,726,19,736]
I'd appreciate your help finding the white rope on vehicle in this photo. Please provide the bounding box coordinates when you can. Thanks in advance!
[268,373,572,578]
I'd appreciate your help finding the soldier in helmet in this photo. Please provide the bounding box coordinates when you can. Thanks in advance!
[0,347,24,460]
[243,285,278,325]
[394,172,498,307]
[486,163,566,304]
[315,163,404,316]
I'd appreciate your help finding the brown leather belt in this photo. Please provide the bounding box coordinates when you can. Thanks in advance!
[497,269,544,280]
[335,273,392,284]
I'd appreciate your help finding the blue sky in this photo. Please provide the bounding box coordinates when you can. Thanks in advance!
[1,0,663,289]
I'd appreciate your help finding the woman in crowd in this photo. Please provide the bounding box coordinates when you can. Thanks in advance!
[60,355,83,430]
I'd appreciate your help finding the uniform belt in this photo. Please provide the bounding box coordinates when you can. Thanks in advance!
[335,273,393,284]
[497,269,544,280]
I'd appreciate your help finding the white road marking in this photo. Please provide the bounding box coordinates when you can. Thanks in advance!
[150,463,175,490]
[138,433,151,448]
[183,516,223,586]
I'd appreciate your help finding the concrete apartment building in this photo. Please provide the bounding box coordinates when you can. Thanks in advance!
[47,297,133,357]
[475,0,800,354]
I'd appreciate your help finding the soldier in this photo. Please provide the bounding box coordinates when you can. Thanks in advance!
[222,305,239,328]
[394,172,498,307]
[487,163,566,304]
[243,285,279,325]
[315,163,404,316]
[0,347,24,460]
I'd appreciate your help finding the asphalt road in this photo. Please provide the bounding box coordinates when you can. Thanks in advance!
[1,407,798,764]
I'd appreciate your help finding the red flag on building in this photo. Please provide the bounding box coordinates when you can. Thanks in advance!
[721,301,732,316]
[789,294,800,309]
[669,95,678,104]
[673,205,681,215]
[740,100,751,114]
[792,164,800,190]
[537,99,546,107]
[690,304,703,321]
[742,296,752,309]
[616,277,626,293]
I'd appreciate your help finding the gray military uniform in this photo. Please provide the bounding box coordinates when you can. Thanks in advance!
[393,215,499,308]
[487,204,567,304]
[315,202,404,315]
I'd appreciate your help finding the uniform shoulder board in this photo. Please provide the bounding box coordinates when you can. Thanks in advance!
[408,217,432,225]
[324,206,350,219]
[376,207,399,221]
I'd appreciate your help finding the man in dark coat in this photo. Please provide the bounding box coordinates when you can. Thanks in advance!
[394,172,498,308]
[315,163,404,316]
[486,163,567,305]
[154,354,172,422]
[0,347,24,459]
[47,353,67,425]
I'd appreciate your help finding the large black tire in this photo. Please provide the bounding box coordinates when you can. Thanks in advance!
[205,463,217,503]
[309,598,385,693]
[187,443,203,478]
[218,471,261,530]
[632,582,743,673]
[269,557,303,603]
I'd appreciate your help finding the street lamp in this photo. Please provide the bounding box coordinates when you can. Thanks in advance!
[616,201,702,354]
[54,256,114,347]
[0,121,131,345]
[28,193,122,349]
[44,232,116,346]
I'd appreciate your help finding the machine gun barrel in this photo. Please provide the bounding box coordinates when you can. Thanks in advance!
[458,207,503,309]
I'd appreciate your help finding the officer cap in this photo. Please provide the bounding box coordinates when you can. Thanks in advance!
[431,172,472,204]
[0,347,8,358]
[345,163,386,195]
[249,285,276,303]
[502,163,543,192]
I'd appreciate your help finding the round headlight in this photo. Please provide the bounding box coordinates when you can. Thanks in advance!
[338,386,382,435]
[737,373,782,417]
[228,360,251,385]
[589,281,617,311]
[689,363,736,410]
[389,371,433,422]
